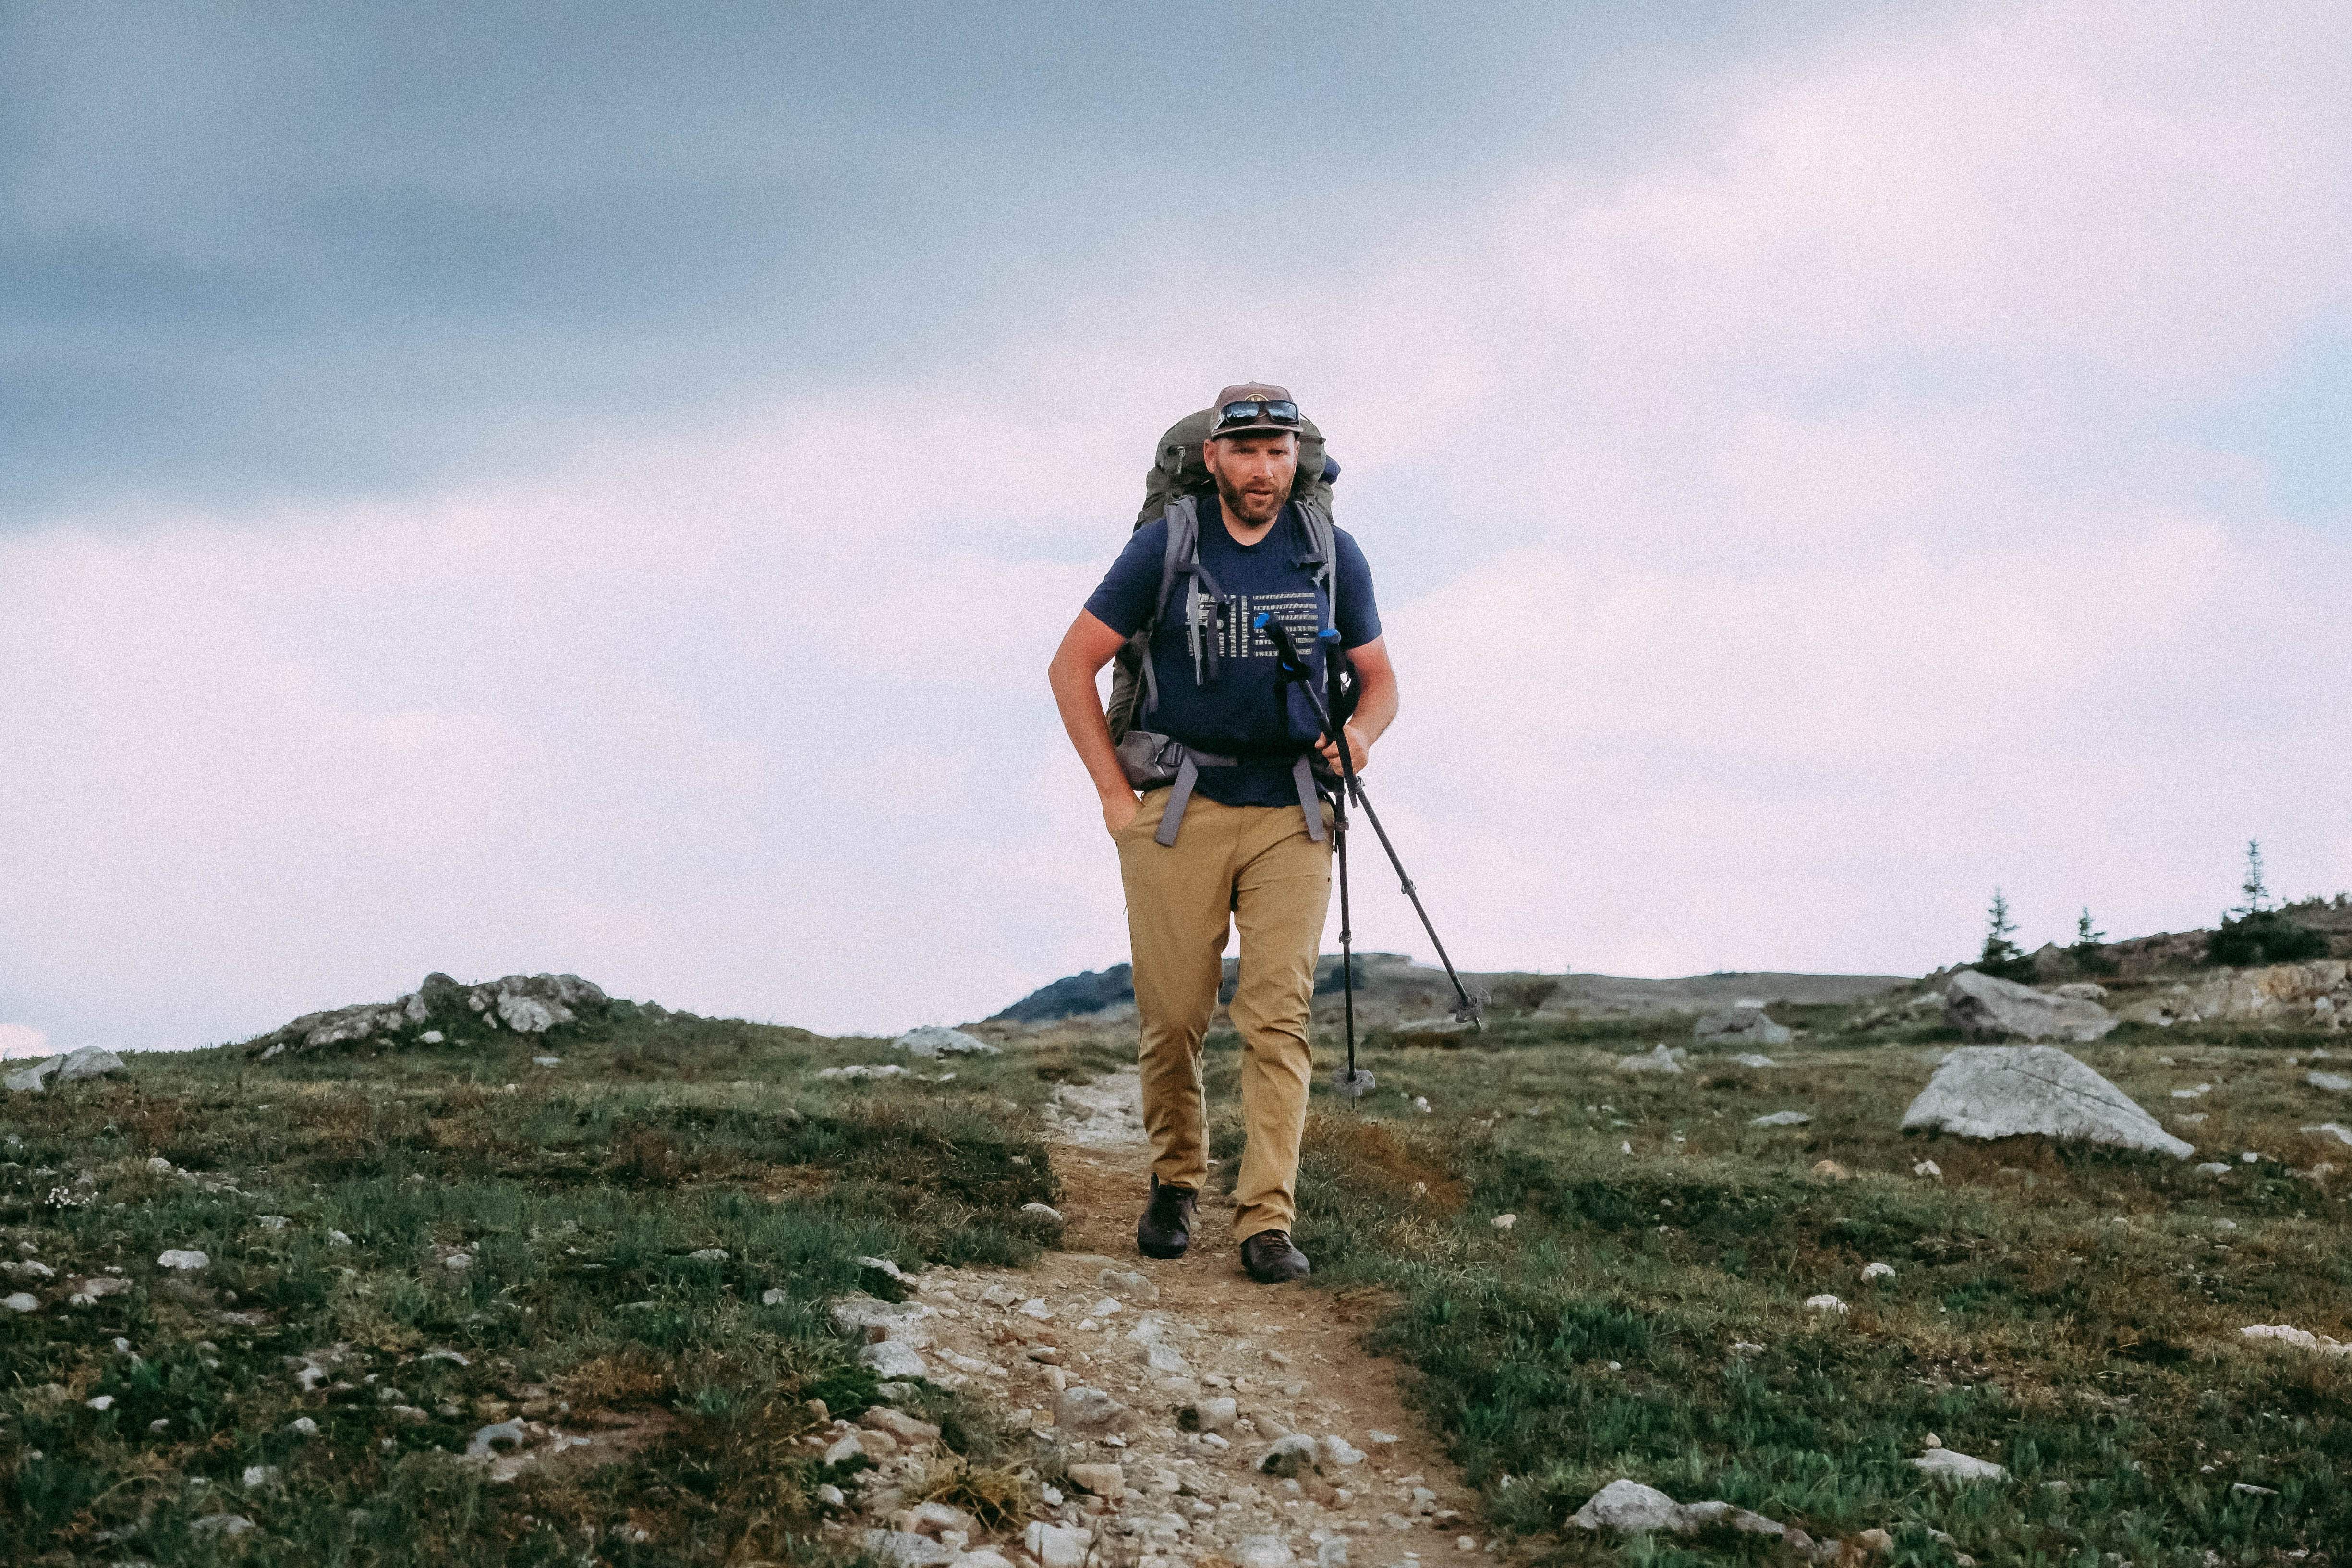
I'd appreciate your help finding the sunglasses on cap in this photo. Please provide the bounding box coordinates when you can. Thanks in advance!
[1213,398,1301,431]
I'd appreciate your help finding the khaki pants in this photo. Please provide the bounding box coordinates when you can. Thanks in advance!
[1115,785,1333,1238]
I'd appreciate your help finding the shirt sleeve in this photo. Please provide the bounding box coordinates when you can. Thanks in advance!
[1332,528,1382,648]
[1082,519,1170,638]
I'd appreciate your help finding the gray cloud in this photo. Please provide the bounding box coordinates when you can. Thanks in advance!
[2,0,1883,520]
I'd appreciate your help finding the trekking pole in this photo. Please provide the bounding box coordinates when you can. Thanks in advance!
[1253,616,1485,1063]
[1332,784,1369,1096]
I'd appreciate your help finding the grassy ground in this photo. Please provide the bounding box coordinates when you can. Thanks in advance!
[0,1009,1061,1565]
[1197,991,2352,1566]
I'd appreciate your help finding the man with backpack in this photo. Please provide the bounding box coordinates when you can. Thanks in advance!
[1046,384,1395,1284]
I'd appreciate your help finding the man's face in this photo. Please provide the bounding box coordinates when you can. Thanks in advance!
[1203,431,1297,528]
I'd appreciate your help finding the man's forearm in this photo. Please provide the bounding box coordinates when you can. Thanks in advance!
[1048,655,1135,801]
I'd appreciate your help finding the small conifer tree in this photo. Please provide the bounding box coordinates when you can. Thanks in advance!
[2069,906,2116,975]
[1978,888,2026,978]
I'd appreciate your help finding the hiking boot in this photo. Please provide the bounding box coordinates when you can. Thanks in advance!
[1240,1229,1311,1284]
[1136,1175,1198,1259]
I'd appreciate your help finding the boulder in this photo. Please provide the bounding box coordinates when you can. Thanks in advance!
[1943,970,2116,1044]
[245,972,609,1056]
[893,1025,1001,1058]
[4,1046,126,1093]
[1569,1479,1811,1548]
[1694,1009,1792,1045]
[1901,1045,2192,1157]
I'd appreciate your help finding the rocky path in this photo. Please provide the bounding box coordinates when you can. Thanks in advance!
[825,1069,1491,1568]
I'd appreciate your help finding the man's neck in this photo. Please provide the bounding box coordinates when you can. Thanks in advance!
[1215,492,1284,547]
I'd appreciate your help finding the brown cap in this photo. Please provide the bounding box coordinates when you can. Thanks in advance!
[1208,381,1303,440]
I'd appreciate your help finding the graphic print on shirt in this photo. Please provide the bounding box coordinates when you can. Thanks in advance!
[1186,589,1322,661]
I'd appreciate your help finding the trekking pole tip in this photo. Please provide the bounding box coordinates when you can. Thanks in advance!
[1332,1067,1376,1098]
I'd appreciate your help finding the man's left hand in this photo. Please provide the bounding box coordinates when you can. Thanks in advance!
[1318,722,1370,775]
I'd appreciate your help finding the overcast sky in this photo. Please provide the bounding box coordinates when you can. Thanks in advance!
[5,0,2350,1056]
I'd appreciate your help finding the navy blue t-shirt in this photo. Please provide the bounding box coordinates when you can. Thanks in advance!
[1085,496,1381,808]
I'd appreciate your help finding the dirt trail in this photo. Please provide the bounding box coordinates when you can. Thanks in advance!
[861,1069,1490,1568]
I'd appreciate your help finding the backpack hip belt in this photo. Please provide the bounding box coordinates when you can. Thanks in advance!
[1116,731,1326,849]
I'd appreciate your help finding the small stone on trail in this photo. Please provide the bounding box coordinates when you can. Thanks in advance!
[1065,1461,1126,1499]
[1024,1522,1089,1568]
[867,1530,953,1567]
[1183,1396,1238,1432]
[859,1341,928,1380]
[1750,1111,1810,1127]
[1022,1203,1064,1224]
[1260,1432,1321,1477]
[1019,1295,1055,1319]
[1366,1429,1399,1445]
[1320,1434,1367,1467]
[1235,1535,1296,1568]
[1055,1385,1136,1436]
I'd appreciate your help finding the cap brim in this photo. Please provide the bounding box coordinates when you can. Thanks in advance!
[1207,422,1301,440]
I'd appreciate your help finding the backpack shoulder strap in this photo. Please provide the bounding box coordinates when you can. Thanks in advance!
[1294,497,1339,635]
[1133,495,1202,717]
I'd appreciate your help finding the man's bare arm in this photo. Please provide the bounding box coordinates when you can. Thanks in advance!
[1318,634,1397,774]
[1047,610,1142,833]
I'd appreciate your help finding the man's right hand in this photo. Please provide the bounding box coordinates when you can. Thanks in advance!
[1102,789,1141,837]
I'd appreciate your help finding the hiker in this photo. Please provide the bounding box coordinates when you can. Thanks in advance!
[1046,384,1396,1283]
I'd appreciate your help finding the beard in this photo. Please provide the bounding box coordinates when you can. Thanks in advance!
[1213,469,1287,528]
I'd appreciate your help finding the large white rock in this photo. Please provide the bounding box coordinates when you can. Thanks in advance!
[1695,1010,1792,1045]
[894,1025,1001,1058]
[1569,1479,1801,1542]
[1943,970,2117,1044]
[1901,1045,2192,1157]
[1911,1447,2010,1483]
[5,1046,126,1093]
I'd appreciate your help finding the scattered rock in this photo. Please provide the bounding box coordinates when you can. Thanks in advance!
[868,1529,954,1567]
[1023,1522,1089,1568]
[819,1064,911,1081]
[1811,1160,1851,1180]
[861,1407,942,1446]
[157,1250,209,1272]
[831,1293,936,1346]
[1900,1045,2192,1157]
[894,1026,1001,1058]
[1183,1396,1238,1433]
[1490,1213,1516,1231]
[1617,1044,1685,1074]
[1094,1266,1158,1302]
[1750,1111,1811,1127]
[1731,1054,1779,1069]
[191,1514,256,1537]
[2231,1482,2279,1496]
[1320,1434,1367,1468]
[1022,1202,1064,1224]
[466,1419,529,1460]
[2240,1324,2352,1356]
[1235,1536,1296,1568]
[1861,1262,1894,1281]
[2310,1071,2352,1093]
[2303,1123,2352,1147]
[1805,1295,1848,1314]
[1568,1478,1808,1546]
[859,1341,929,1380]
[1065,1461,1126,1499]
[1912,1159,1942,1179]
[1911,1447,2009,1483]
[0,1292,37,1314]
[688,1248,728,1262]
[1695,1010,1792,1045]
[1943,969,2117,1044]
[1260,1432,1321,1477]
[2052,982,2108,1000]
[1055,1386,1136,1436]
[1126,1313,1190,1374]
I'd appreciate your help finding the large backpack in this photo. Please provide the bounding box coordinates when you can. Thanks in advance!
[1104,409,1339,742]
